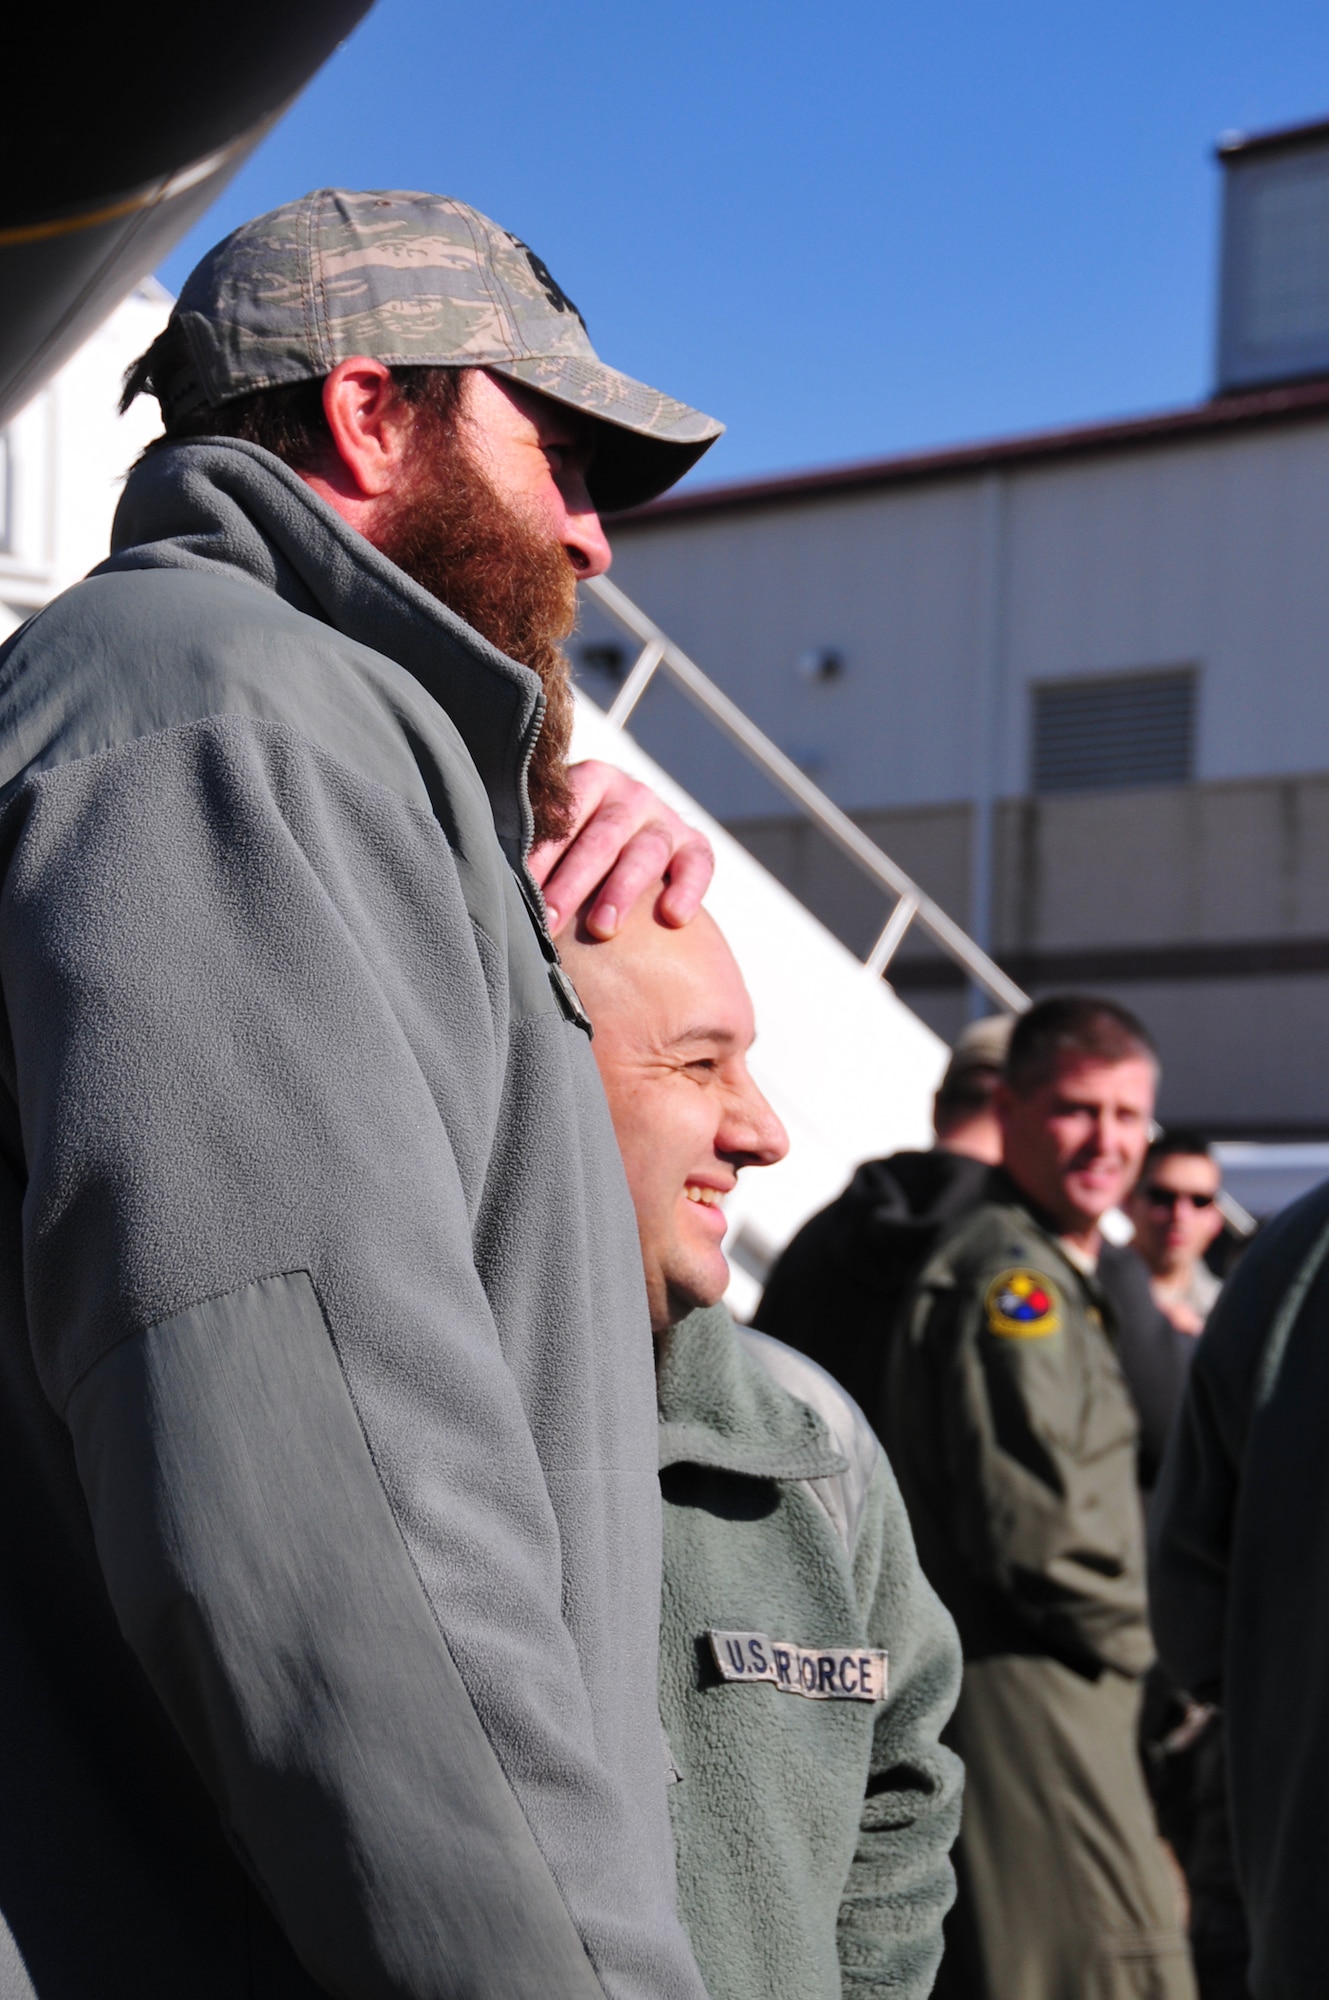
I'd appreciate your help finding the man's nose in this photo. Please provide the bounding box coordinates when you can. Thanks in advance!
[1091,1108,1119,1150]
[723,1075,790,1171]
[561,475,612,579]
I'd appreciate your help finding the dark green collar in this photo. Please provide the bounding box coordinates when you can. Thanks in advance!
[656,1306,847,1483]
[981,1168,1106,1306]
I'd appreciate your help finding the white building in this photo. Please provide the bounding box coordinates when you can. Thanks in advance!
[578,117,1329,1141]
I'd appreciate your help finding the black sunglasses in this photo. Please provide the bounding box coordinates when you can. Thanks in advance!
[1142,1184,1216,1212]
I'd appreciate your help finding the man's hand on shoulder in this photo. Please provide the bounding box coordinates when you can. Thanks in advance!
[531,760,714,937]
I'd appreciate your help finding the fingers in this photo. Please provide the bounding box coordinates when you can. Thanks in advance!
[580,816,679,939]
[653,826,715,928]
[539,791,664,935]
[530,762,715,936]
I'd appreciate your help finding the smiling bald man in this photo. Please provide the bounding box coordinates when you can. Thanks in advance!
[560,894,963,2000]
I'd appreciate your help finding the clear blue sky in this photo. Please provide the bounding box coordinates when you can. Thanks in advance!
[156,0,1329,489]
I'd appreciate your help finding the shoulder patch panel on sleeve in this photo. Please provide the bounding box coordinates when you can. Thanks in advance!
[985,1269,1062,1339]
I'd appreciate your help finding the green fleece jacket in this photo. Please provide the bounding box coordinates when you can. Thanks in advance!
[657,1306,964,2000]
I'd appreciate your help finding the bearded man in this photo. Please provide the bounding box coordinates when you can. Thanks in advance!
[0,191,722,2000]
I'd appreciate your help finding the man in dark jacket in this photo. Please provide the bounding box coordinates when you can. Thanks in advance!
[0,189,723,1998]
[1150,1177,1329,2000]
[888,996,1194,2000]
[754,1016,1010,1421]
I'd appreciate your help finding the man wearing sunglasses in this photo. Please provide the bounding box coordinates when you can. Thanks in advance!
[1129,1134,1249,2000]
[1126,1135,1225,1335]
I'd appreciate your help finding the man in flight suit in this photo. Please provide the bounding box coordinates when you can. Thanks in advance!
[887,995,1195,2000]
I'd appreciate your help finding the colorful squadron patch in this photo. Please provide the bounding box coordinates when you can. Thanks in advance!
[985,1269,1061,1339]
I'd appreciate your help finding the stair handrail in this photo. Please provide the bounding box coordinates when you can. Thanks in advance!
[583,572,1030,1015]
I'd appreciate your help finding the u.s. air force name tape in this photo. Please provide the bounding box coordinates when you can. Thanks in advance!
[707,1630,887,1702]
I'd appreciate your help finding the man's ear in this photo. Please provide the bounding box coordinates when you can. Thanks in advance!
[320,358,415,499]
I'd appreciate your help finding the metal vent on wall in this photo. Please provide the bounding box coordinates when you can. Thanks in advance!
[1032,669,1197,795]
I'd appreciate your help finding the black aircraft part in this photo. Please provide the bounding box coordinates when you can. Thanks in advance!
[0,0,374,426]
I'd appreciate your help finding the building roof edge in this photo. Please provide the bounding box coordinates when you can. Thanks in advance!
[609,374,1329,526]
[1216,112,1329,162]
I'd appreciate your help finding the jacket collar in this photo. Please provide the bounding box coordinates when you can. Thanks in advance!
[656,1306,847,1483]
[982,1167,1105,1303]
[99,439,544,866]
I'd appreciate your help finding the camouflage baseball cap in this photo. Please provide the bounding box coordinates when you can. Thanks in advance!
[140,187,723,512]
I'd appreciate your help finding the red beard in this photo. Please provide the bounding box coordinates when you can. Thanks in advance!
[372,407,578,848]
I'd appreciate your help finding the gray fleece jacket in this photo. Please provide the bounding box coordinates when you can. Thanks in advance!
[657,1307,963,2000]
[0,439,707,2000]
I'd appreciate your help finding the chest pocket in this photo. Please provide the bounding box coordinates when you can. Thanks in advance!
[1076,1306,1141,1462]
